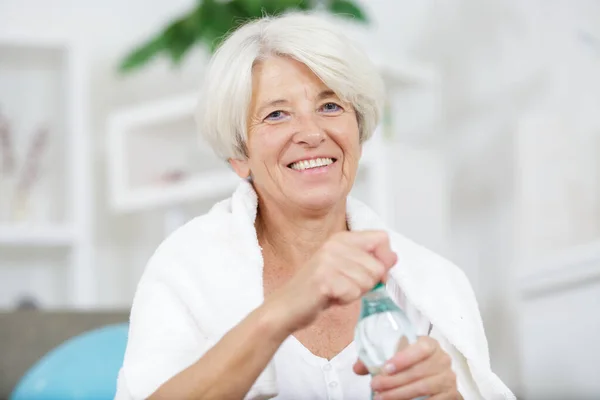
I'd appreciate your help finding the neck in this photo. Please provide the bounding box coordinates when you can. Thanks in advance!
[255,194,348,269]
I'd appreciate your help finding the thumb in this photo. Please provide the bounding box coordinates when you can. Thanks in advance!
[353,358,370,376]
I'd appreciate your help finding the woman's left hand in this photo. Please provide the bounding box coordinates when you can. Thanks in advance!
[353,336,461,400]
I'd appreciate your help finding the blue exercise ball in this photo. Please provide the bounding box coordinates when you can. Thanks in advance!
[10,323,129,400]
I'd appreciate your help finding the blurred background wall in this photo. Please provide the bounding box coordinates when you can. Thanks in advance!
[1,0,599,398]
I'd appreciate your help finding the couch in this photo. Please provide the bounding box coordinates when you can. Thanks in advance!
[0,310,129,399]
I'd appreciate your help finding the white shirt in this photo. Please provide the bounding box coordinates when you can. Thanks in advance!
[272,304,432,400]
[273,337,369,400]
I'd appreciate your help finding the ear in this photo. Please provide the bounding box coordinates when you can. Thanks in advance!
[229,158,251,179]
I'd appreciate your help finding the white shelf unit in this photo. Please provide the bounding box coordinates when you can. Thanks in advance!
[107,93,242,214]
[0,225,75,247]
[516,239,600,300]
[514,240,600,399]
[0,35,94,309]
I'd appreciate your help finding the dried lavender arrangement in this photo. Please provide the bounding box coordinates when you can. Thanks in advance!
[0,106,51,224]
[0,108,15,222]
[13,126,50,222]
[0,109,14,174]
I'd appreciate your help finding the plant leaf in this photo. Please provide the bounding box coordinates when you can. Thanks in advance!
[118,3,204,72]
[199,0,244,52]
[162,13,201,64]
[119,35,167,72]
[233,0,264,17]
[327,0,368,23]
[118,0,370,73]
[260,0,312,15]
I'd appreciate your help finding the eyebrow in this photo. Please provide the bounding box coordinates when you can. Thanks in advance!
[256,90,338,115]
[317,90,336,100]
[258,99,289,114]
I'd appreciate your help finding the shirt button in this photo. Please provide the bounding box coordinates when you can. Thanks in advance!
[323,363,332,371]
[329,381,338,388]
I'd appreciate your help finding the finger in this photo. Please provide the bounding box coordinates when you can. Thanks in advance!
[374,372,448,400]
[339,231,397,269]
[371,347,450,392]
[426,393,457,400]
[381,336,438,375]
[353,359,370,375]
[333,245,386,290]
[326,274,363,305]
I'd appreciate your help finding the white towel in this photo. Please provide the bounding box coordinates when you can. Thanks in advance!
[116,180,515,400]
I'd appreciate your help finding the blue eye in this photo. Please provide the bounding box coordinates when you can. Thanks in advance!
[322,102,341,112]
[266,110,286,121]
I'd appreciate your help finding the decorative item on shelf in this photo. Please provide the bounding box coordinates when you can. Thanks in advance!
[0,107,15,223]
[158,169,188,185]
[118,0,367,73]
[15,295,41,310]
[12,126,50,223]
[0,107,14,174]
[0,106,52,225]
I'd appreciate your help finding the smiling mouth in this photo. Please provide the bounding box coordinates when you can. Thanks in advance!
[287,157,337,171]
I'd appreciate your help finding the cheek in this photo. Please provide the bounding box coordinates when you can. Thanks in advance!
[335,122,361,158]
[327,113,359,139]
[246,129,288,171]
[262,126,294,158]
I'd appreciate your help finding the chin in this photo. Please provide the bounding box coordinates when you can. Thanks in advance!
[291,187,347,212]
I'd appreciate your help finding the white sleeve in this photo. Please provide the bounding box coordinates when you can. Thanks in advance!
[431,327,484,400]
[115,278,212,400]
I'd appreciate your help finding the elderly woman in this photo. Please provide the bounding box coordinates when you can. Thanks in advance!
[116,12,514,400]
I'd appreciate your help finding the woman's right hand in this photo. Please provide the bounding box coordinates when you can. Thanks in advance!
[266,230,398,334]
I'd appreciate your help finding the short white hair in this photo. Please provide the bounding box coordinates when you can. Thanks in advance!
[196,12,385,160]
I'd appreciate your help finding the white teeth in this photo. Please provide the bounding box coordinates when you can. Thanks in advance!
[290,157,334,170]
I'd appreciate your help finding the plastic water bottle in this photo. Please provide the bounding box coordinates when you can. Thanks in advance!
[355,282,422,399]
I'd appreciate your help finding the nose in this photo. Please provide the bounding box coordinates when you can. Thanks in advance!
[292,115,326,148]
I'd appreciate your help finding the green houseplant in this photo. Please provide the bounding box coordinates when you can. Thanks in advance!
[119,0,368,73]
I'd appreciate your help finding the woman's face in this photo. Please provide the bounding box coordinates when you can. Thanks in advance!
[230,56,361,213]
